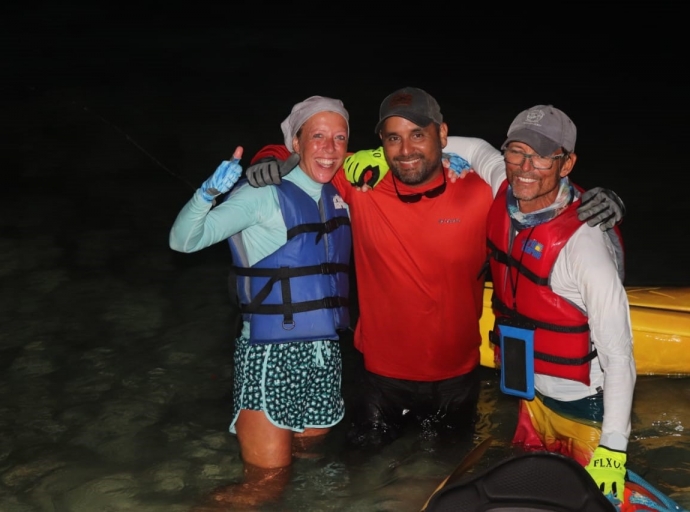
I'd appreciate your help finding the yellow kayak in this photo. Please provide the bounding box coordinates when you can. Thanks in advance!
[479,283,690,376]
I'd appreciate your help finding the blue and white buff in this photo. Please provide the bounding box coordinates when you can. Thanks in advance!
[507,177,578,231]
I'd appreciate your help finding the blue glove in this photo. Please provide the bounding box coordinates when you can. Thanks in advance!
[199,147,244,202]
[442,152,471,176]
[246,153,300,188]
[577,187,626,231]
[585,445,627,498]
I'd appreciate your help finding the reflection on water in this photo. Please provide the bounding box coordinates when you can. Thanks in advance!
[628,376,690,503]
[2,240,689,512]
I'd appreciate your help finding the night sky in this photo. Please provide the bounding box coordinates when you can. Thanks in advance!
[4,3,688,284]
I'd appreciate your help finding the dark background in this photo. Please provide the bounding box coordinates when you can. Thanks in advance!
[4,2,689,285]
[1,4,689,510]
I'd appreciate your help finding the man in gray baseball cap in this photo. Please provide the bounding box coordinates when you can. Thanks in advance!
[487,103,635,501]
[374,86,443,134]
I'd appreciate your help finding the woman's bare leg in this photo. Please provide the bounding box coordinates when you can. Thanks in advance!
[210,409,293,508]
[235,409,294,468]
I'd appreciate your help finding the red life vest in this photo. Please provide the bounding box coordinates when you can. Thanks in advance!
[486,182,595,385]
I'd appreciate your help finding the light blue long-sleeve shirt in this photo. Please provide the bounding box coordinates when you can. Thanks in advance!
[169,167,342,266]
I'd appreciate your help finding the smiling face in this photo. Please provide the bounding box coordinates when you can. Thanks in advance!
[505,141,576,213]
[292,111,348,184]
[379,116,447,186]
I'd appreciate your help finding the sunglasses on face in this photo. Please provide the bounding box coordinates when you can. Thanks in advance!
[392,169,447,203]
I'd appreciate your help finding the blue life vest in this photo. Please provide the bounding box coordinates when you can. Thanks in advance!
[228,180,351,344]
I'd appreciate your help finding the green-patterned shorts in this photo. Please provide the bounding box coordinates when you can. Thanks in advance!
[229,336,345,433]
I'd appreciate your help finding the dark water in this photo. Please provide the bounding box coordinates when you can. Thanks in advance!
[3,6,690,510]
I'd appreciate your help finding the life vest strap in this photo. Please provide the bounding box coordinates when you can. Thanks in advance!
[287,217,351,243]
[534,348,598,366]
[492,296,590,333]
[236,262,350,325]
[487,239,549,286]
[235,263,349,278]
[241,296,349,315]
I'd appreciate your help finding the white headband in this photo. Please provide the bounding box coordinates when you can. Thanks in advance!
[280,96,349,151]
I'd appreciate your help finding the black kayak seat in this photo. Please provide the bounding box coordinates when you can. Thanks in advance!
[425,451,616,512]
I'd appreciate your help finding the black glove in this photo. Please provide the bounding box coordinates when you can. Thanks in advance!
[246,153,300,188]
[577,187,626,231]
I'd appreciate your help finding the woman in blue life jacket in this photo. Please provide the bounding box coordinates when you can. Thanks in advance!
[169,96,352,508]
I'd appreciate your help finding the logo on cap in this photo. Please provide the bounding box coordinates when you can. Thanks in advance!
[388,92,414,108]
[524,109,545,125]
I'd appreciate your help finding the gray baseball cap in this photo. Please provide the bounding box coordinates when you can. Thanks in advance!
[374,87,443,134]
[501,105,577,156]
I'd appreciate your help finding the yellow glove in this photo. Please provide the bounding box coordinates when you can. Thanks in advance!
[585,445,627,498]
[343,147,389,188]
